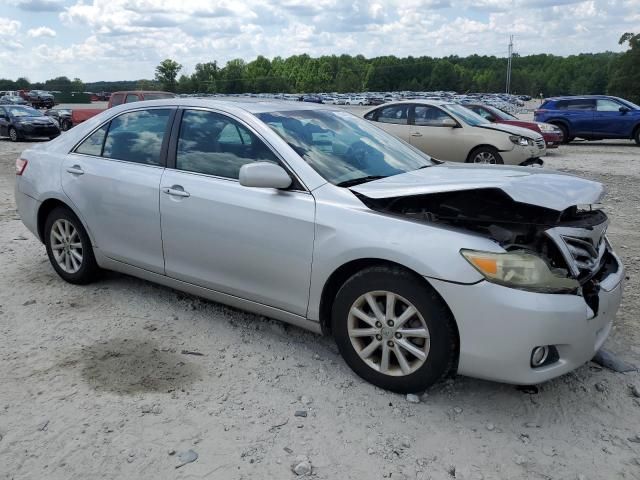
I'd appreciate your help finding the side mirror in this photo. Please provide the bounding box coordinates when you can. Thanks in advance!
[619,106,630,114]
[441,118,457,128]
[239,162,292,189]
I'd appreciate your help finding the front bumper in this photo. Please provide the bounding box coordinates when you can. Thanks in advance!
[429,251,624,385]
[542,131,563,148]
[18,124,60,138]
[501,143,545,165]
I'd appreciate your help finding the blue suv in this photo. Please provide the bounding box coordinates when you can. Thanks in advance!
[534,95,640,145]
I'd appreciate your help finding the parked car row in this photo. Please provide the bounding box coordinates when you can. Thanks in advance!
[0,105,60,141]
[14,97,623,393]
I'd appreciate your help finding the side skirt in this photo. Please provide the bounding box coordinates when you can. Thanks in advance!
[96,251,323,335]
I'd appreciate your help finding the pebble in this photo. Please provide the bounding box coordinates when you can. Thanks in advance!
[406,394,421,403]
[283,447,293,454]
[524,422,540,428]
[22,300,36,306]
[168,449,175,456]
[514,455,527,466]
[300,395,313,405]
[37,420,49,431]
[542,445,557,457]
[628,434,640,443]
[367,447,375,455]
[595,382,606,392]
[453,407,463,414]
[485,423,495,431]
[292,455,312,476]
[175,449,198,469]
[630,384,640,398]
[294,410,308,418]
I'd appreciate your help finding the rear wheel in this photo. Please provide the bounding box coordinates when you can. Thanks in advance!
[467,146,503,165]
[44,207,100,284]
[61,119,72,131]
[331,266,457,393]
[634,126,640,146]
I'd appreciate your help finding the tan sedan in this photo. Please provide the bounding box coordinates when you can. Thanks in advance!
[363,100,546,165]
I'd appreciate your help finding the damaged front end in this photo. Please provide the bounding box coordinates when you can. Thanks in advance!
[356,187,616,314]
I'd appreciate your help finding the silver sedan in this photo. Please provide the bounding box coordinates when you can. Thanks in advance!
[14,99,623,392]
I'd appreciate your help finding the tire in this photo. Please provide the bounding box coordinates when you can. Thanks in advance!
[553,123,573,144]
[634,127,640,146]
[61,119,72,131]
[44,207,100,284]
[331,265,457,393]
[466,146,504,165]
[8,127,19,142]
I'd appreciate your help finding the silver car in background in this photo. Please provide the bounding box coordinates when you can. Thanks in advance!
[14,99,623,392]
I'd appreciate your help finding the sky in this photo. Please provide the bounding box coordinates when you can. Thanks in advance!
[0,0,638,82]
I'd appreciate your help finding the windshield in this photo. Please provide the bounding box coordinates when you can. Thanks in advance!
[443,104,490,126]
[256,109,433,186]
[7,106,40,117]
[486,105,517,120]
[618,98,640,110]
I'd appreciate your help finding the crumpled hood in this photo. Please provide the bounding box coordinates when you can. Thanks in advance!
[350,163,605,211]
[477,122,543,139]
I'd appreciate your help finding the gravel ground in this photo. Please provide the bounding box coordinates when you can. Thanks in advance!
[1,119,639,480]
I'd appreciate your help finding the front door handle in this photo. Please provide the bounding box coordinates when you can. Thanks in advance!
[410,132,422,137]
[66,165,84,175]
[163,186,190,198]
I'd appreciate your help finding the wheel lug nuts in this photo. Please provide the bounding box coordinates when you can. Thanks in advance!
[376,334,382,341]
[395,332,401,339]
[375,321,382,328]
[387,341,394,347]
[387,320,394,327]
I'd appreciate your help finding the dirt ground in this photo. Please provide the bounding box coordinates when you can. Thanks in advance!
[0,117,639,480]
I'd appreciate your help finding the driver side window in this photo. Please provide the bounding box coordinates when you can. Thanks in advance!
[413,105,454,126]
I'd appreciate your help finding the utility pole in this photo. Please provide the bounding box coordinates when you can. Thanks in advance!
[506,34,513,94]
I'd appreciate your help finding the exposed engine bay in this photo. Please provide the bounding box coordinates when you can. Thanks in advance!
[356,187,615,312]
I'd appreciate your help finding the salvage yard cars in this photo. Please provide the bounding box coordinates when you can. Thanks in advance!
[14,99,623,392]
[364,100,546,165]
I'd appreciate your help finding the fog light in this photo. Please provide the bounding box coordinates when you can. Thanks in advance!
[531,346,549,367]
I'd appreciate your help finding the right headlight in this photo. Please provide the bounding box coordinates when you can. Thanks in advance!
[461,249,579,293]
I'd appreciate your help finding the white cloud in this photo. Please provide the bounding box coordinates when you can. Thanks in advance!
[0,17,21,36]
[27,26,57,38]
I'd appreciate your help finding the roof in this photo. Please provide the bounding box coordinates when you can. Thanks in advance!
[544,95,620,101]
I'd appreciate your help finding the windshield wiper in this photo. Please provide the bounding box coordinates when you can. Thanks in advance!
[336,175,388,188]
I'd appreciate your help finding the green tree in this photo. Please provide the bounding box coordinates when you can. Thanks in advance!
[155,59,182,92]
[608,33,640,103]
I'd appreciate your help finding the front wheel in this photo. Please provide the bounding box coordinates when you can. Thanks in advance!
[61,119,72,131]
[467,146,503,165]
[634,127,640,146]
[8,127,19,142]
[44,207,100,284]
[331,266,457,393]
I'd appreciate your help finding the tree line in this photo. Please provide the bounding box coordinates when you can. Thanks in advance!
[1,33,638,103]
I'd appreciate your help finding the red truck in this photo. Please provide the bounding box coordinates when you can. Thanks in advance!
[70,90,176,127]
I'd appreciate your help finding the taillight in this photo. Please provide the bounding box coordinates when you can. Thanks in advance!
[16,158,28,175]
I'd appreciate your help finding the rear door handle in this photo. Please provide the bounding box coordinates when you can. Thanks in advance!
[163,186,190,198]
[410,132,422,137]
[66,165,84,175]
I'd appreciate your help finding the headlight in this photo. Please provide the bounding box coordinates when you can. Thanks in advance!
[537,123,557,133]
[509,135,532,146]
[461,249,579,293]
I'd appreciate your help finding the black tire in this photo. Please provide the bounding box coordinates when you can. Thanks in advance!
[8,127,19,142]
[44,207,100,284]
[553,123,573,144]
[466,146,504,164]
[61,119,72,131]
[331,266,457,393]
[634,126,640,146]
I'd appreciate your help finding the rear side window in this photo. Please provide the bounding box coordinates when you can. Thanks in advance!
[125,94,140,103]
[176,109,280,179]
[567,99,595,110]
[376,105,408,125]
[110,94,124,106]
[596,99,621,111]
[75,125,107,156]
[103,109,172,165]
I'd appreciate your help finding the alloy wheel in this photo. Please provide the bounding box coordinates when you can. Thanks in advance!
[9,128,18,142]
[347,291,430,376]
[473,151,497,164]
[50,219,83,274]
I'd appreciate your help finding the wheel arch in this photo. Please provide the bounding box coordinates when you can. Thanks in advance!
[37,197,95,246]
[466,144,502,162]
[318,257,460,376]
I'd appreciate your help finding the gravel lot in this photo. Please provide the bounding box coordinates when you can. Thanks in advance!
[1,110,639,480]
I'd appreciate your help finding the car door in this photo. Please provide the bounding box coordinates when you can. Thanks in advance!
[159,108,315,316]
[365,104,411,142]
[563,99,595,137]
[408,104,467,161]
[61,107,175,274]
[592,98,632,138]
